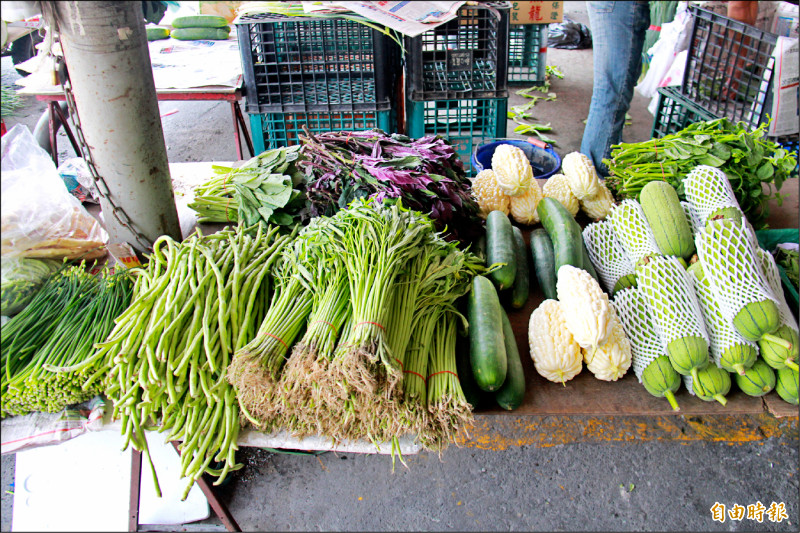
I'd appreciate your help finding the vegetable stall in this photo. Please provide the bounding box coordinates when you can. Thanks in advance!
[1,1,798,529]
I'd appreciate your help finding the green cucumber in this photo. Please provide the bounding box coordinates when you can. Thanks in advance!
[537,197,583,272]
[580,241,600,283]
[509,226,530,309]
[639,181,696,260]
[612,273,637,295]
[666,335,710,379]
[171,15,229,28]
[759,324,799,371]
[691,365,731,406]
[486,210,517,291]
[529,228,557,300]
[467,275,508,392]
[456,329,488,410]
[734,358,775,397]
[171,27,230,41]
[146,26,170,41]
[775,367,799,405]
[719,344,758,375]
[641,356,681,411]
[494,308,526,410]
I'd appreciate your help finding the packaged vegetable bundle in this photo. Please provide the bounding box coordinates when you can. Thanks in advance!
[0,257,62,316]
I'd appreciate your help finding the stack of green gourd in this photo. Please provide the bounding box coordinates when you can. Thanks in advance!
[170,15,231,41]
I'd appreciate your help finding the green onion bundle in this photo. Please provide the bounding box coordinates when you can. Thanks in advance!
[1,264,132,417]
[97,224,291,500]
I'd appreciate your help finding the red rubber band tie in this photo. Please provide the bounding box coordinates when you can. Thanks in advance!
[311,319,337,333]
[427,370,460,382]
[260,332,288,349]
[403,370,426,384]
[225,197,233,222]
[356,321,385,331]
[395,358,404,369]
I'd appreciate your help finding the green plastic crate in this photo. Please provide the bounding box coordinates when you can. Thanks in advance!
[651,86,717,139]
[405,98,508,173]
[508,24,548,85]
[248,109,394,152]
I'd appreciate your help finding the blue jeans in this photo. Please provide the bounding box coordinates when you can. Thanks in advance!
[581,1,650,176]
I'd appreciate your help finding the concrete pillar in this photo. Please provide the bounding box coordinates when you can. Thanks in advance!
[51,1,181,251]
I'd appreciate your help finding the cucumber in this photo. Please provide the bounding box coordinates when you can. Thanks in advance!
[529,228,557,300]
[734,358,775,397]
[639,181,696,260]
[666,335,710,380]
[456,329,488,410]
[486,210,517,291]
[467,275,508,392]
[494,308,526,410]
[719,343,758,375]
[775,366,799,405]
[580,241,600,283]
[641,356,681,411]
[171,15,229,28]
[146,26,170,41]
[537,197,583,272]
[759,324,799,371]
[509,226,530,309]
[171,28,230,41]
[691,365,731,406]
[612,273,637,295]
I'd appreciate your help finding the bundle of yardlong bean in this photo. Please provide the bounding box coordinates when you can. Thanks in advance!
[93,224,292,499]
[1,265,132,417]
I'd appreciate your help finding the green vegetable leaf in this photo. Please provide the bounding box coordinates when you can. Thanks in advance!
[756,162,774,180]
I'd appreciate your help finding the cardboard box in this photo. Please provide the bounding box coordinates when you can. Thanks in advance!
[510,1,564,24]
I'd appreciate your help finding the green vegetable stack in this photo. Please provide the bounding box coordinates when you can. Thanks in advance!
[170,15,231,40]
[603,118,798,229]
[1,257,62,316]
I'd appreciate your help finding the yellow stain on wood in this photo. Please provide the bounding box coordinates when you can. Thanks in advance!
[455,414,798,450]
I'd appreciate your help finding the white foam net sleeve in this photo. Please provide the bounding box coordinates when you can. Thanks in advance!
[688,264,758,366]
[682,374,697,396]
[613,287,666,382]
[608,199,662,264]
[637,254,710,350]
[757,247,799,331]
[583,220,635,294]
[683,165,743,227]
[681,201,701,237]
[695,218,778,324]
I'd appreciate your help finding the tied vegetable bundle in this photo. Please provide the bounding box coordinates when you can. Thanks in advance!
[94,224,293,500]
[603,118,797,229]
[188,146,306,227]
[297,129,482,242]
[228,199,482,455]
[1,264,133,417]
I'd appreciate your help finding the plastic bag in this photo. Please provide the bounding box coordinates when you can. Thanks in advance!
[547,17,592,49]
[0,256,62,316]
[636,3,693,99]
[1,124,108,260]
[57,157,100,204]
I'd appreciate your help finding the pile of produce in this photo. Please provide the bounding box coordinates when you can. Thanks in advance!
[188,146,306,228]
[170,15,231,41]
[1,264,133,417]
[296,129,481,242]
[603,118,798,229]
[595,165,798,408]
[471,146,615,225]
[227,199,484,453]
[1,257,62,316]
[93,224,294,498]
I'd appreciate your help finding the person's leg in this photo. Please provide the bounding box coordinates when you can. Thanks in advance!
[581,1,650,176]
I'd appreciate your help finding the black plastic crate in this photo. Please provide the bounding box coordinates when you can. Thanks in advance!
[236,13,398,114]
[681,6,778,131]
[248,109,395,152]
[651,86,717,139]
[404,2,510,100]
[507,24,548,85]
[405,98,508,173]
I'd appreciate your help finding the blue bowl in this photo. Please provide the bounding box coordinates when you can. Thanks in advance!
[471,139,562,180]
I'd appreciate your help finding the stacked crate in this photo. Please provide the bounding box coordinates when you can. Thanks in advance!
[404,2,511,173]
[650,6,797,160]
[236,13,400,152]
[507,23,548,85]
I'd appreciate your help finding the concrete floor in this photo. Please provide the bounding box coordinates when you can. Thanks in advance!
[2,2,799,531]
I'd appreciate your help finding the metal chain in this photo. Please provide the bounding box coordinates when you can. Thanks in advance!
[62,75,154,251]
